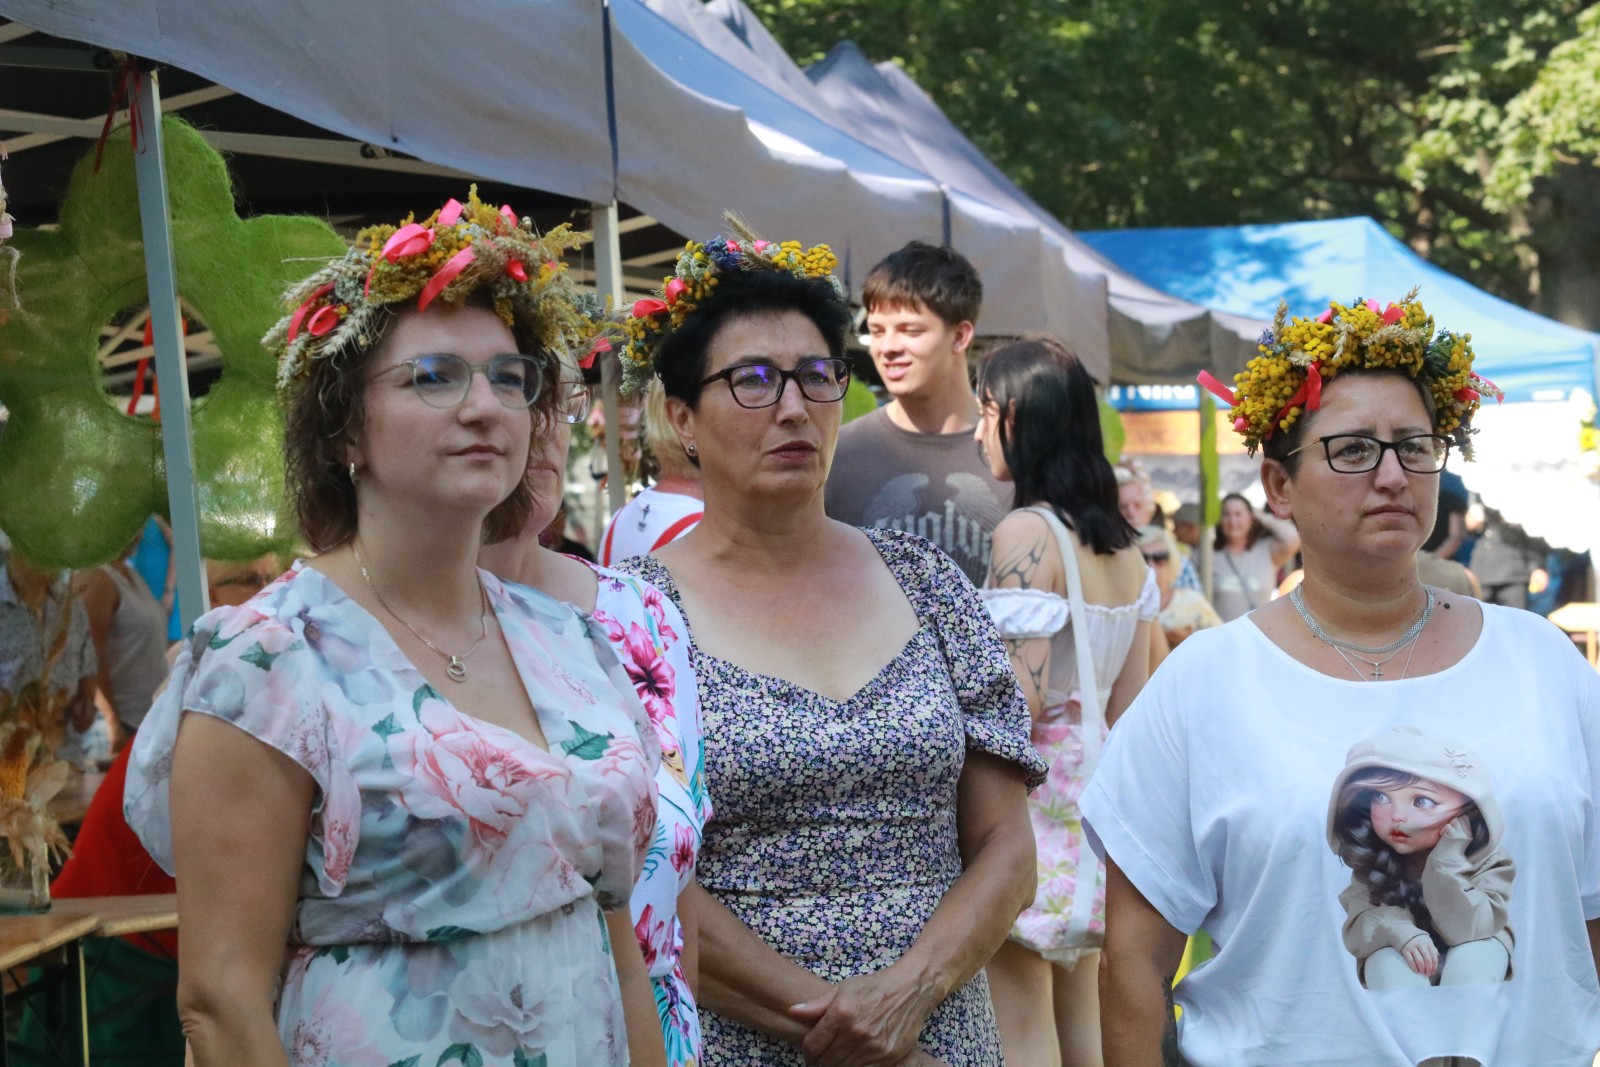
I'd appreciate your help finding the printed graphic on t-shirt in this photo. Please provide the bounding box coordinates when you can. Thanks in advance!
[1327,727,1514,1007]
[860,472,1004,584]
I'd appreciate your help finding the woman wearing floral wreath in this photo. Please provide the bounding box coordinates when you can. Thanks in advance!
[125,193,667,1067]
[1085,293,1600,1066]
[615,222,1047,1067]
[481,372,712,1067]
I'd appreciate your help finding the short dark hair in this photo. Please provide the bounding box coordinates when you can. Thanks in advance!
[977,336,1135,556]
[283,297,560,552]
[655,269,852,408]
[1261,367,1438,476]
[862,240,982,328]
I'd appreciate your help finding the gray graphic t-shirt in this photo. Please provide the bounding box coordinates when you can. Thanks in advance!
[825,408,1009,585]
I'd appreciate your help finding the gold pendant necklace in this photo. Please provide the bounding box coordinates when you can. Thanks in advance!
[353,541,489,683]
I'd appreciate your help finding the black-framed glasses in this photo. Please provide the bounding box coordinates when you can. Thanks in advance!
[555,381,592,424]
[699,358,851,409]
[373,353,544,409]
[1142,551,1171,565]
[1288,433,1451,474]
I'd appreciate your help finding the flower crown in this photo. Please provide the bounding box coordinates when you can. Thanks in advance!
[620,215,844,393]
[267,187,617,394]
[1198,289,1502,458]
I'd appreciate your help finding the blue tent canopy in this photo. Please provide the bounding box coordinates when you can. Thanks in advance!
[1081,217,1600,404]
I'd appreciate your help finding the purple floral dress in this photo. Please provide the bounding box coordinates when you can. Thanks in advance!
[125,562,660,1067]
[590,565,711,1067]
[620,528,1047,1066]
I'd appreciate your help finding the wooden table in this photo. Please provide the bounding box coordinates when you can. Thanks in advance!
[0,911,98,973]
[1549,602,1600,665]
[48,894,178,939]
[0,910,97,1067]
[0,896,178,1066]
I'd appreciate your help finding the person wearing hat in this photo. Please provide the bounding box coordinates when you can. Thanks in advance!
[1328,728,1513,989]
[1085,294,1600,1066]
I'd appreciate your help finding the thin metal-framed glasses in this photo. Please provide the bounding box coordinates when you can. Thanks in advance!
[373,353,544,409]
[699,357,852,409]
[1287,433,1452,474]
[555,381,592,424]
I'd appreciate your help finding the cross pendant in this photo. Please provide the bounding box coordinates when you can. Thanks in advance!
[1371,664,1383,679]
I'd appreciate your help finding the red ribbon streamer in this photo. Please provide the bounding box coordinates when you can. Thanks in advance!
[94,61,145,175]
[417,247,477,312]
[1196,370,1237,406]
[580,337,612,370]
[287,283,336,343]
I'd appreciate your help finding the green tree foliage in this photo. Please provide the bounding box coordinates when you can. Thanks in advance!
[749,0,1598,306]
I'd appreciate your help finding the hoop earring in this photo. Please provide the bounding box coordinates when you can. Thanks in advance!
[348,461,358,485]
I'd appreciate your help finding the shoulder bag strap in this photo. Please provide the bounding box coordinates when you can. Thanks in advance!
[1027,505,1108,947]
[1223,548,1258,611]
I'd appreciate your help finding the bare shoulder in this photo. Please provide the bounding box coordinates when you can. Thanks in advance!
[988,510,1062,592]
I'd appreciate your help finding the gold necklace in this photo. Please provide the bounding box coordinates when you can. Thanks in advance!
[353,541,489,683]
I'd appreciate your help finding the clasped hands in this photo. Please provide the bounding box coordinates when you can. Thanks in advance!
[786,966,950,1067]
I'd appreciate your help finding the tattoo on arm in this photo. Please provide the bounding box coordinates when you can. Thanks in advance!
[1004,638,1048,702]
[989,532,1048,591]
[1162,973,1183,1067]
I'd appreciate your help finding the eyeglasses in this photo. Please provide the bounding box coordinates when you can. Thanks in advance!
[699,358,851,409]
[373,353,544,409]
[555,381,592,424]
[1288,433,1451,474]
[1141,551,1171,565]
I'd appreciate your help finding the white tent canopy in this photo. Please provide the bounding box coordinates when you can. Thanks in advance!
[614,0,1111,360]
[1,0,1127,367]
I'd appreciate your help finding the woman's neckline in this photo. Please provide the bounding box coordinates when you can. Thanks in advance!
[635,527,931,704]
[295,560,566,757]
[1243,591,1489,686]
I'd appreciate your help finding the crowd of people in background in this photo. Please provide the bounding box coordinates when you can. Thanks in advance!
[1,199,1596,1067]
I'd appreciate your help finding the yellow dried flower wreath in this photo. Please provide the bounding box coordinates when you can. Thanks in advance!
[1199,289,1501,458]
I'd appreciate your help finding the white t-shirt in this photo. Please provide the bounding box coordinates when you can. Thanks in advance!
[600,487,702,566]
[1082,604,1600,1066]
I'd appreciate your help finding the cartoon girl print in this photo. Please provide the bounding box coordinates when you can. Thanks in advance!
[1326,727,1514,990]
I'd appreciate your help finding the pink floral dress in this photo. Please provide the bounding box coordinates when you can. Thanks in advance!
[980,568,1159,966]
[125,562,660,1067]
[590,565,710,1067]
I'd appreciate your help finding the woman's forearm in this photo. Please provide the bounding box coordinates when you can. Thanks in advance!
[893,754,1034,1008]
[179,995,292,1067]
[895,811,1032,1005]
[1102,860,1189,1067]
[608,909,667,1067]
[691,881,832,1043]
[1101,948,1181,1067]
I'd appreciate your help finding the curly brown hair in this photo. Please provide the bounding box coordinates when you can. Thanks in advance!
[283,298,560,552]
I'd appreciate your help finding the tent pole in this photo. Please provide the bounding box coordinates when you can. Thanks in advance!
[593,200,627,515]
[133,69,209,631]
[1197,389,1217,600]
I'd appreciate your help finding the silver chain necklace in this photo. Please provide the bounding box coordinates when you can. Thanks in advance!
[353,541,489,683]
[1290,584,1434,656]
[1329,630,1424,682]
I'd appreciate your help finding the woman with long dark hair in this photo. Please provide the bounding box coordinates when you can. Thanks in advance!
[975,336,1155,1067]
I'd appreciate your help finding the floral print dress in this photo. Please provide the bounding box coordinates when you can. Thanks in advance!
[125,562,660,1067]
[590,565,711,1067]
[620,529,1047,1066]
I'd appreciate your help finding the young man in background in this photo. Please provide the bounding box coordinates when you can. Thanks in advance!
[826,241,1007,585]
